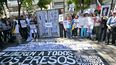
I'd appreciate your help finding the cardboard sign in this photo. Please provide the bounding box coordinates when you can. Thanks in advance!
[45,22,53,28]
[20,20,27,28]
[59,14,64,22]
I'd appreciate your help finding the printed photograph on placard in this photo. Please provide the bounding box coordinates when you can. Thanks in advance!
[48,9,60,37]
[36,11,48,37]
[100,5,110,17]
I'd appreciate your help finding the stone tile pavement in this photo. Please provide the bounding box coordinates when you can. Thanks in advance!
[90,41,116,65]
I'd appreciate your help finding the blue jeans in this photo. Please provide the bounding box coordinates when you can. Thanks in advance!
[81,28,87,38]
[66,28,72,38]
[87,29,93,38]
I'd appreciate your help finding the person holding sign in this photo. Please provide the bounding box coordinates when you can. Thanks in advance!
[72,15,79,37]
[30,17,38,41]
[26,15,33,41]
[107,11,116,45]
[63,16,72,38]
[19,15,29,41]
[99,16,107,42]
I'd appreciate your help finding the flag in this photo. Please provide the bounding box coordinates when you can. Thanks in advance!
[97,0,101,11]
[71,20,75,30]
[72,24,75,30]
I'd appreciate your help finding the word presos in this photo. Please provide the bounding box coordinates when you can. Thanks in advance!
[0,51,105,65]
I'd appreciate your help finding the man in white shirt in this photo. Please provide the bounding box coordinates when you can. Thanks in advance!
[19,15,29,41]
[107,11,116,45]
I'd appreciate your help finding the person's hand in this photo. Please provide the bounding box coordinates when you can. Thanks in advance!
[64,28,67,31]
[107,26,111,30]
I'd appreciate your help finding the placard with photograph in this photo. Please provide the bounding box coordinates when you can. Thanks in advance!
[36,10,48,37]
[100,5,111,17]
[36,9,59,38]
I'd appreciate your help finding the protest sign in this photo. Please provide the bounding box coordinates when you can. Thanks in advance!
[0,50,108,65]
[100,5,110,17]
[36,9,59,38]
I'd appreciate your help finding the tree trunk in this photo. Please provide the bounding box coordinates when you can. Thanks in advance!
[82,0,84,13]
[63,0,65,13]
[79,0,82,13]
[111,0,114,10]
[3,5,7,18]
[40,7,42,10]
[17,0,21,21]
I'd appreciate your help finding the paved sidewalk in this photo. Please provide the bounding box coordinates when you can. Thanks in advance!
[91,41,116,65]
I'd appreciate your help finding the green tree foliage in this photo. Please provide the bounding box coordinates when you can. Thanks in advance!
[0,0,7,16]
[0,2,4,15]
[22,0,33,11]
[37,0,52,10]
[22,0,33,8]
[17,0,34,18]
[67,0,92,11]
[67,0,73,5]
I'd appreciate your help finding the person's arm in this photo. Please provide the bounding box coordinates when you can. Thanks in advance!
[63,20,67,31]
[107,17,111,29]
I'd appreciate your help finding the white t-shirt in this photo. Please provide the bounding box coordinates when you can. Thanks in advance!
[77,17,83,28]
[15,20,19,33]
[86,17,94,29]
[26,18,31,26]
[12,20,19,34]
[63,20,71,29]
[79,17,86,28]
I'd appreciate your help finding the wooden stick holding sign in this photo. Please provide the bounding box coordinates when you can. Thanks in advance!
[113,4,116,12]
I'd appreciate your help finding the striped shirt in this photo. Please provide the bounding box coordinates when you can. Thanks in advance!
[107,16,116,27]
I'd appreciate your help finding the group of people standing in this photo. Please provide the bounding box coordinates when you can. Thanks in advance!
[60,13,97,39]
[0,10,116,50]
[0,15,38,50]
[59,11,116,45]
